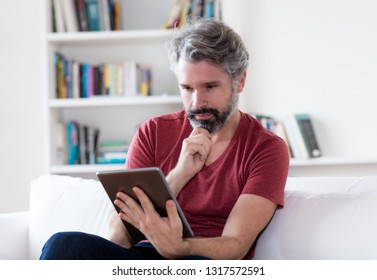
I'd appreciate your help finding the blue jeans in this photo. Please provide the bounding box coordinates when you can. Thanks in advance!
[39,231,211,260]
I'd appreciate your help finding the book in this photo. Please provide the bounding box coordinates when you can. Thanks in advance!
[87,126,100,164]
[96,140,128,164]
[81,63,90,98]
[85,0,101,31]
[294,114,322,158]
[66,121,80,165]
[61,0,79,32]
[75,0,89,31]
[163,0,185,29]
[54,53,67,98]
[98,0,111,31]
[113,0,122,30]
[284,115,310,159]
[55,122,67,165]
[71,60,80,98]
[53,52,153,99]
[78,125,88,164]
[52,0,66,32]
[61,121,101,165]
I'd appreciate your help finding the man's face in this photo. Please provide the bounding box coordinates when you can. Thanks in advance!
[177,60,238,133]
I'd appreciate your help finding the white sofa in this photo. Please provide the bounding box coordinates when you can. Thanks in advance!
[1,174,377,260]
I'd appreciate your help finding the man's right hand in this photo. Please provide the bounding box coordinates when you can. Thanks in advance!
[167,127,212,196]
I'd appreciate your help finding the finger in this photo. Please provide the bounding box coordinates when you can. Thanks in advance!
[114,192,142,219]
[189,144,209,162]
[132,187,156,215]
[184,135,211,155]
[165,200,182,234]
[190,127,212,138]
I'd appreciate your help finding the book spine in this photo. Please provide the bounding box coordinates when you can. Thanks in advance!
[85,0,101,31]
[55,122,67,164]
[53,0,66,32]
[72,60,80,98]
[295,114,322,158]
[78,125,87,164]
[88,65,94,97]
[81,63,89,98]
[61,0,79,32]
[113,0,122,30]
[87,127,99,164]
[67,121,80,165]
[206,0,214,17]
[65,59,73,98]
[75,0,89,31]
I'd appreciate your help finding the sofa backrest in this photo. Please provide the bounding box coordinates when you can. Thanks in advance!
[254,176,377,259]
[29,175,114,259]
[29,175,377,260]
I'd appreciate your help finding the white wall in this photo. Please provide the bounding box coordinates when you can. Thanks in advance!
[0,1,44,213]
[243,0,377,157]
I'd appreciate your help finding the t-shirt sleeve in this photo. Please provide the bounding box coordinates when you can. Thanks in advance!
[125,120,156,169]
[242,137,290,207]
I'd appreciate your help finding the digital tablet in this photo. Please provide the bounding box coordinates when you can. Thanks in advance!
[96,167,194,243]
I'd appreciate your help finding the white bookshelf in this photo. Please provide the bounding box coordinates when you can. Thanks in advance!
[42,0,377,178]
[42,0,181,177]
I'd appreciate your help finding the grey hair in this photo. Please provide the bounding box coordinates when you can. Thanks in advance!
[166,17,249,86]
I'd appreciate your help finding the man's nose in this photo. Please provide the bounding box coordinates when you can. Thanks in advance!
[192,91,208,108]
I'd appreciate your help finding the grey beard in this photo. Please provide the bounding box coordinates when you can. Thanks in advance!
[187,93,239,133]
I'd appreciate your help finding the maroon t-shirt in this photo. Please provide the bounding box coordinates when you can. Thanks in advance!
[125,110,289,258]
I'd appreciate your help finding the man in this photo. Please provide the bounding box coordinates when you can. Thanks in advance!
[40,18,289,260]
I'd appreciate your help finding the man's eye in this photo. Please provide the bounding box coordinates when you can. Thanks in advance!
[181,86,192,91]
[207,84,218,90]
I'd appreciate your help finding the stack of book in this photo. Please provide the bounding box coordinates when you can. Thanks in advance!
[52,0,122,33]
[251,113,322,159]
[163,0,222,29]
[56,121,100,165]
[96,140,128,164]
[54,53,152,99]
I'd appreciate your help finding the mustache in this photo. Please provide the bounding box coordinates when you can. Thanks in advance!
[187,108,220,118]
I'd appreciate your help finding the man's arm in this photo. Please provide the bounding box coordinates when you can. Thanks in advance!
[180,194,277,259]
[115,187,277,259]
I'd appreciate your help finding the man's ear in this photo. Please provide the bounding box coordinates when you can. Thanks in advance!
[237,71,247,93]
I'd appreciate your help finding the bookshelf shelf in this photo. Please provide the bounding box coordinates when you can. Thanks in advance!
[290,156,377,167]
[49,95,182,108]
[46,29,172,45]
[51,164,124,174]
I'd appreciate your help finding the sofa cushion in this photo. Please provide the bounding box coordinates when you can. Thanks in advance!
[254,182,377,259]
[29,175,114,259]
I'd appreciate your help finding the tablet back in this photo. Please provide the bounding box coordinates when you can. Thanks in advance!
[96,167,193,243]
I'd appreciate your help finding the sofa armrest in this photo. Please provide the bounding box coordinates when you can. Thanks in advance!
[0,211,29,259]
